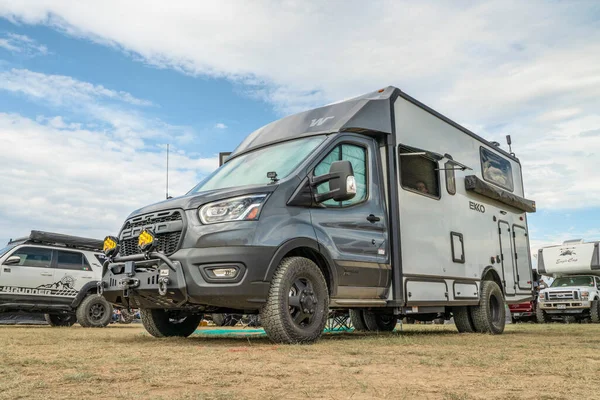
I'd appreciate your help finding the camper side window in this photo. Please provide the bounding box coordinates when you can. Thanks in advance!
[399,147,440,199]
[445,161,456,195]
[314,143,367,207]
[480,147,514,192]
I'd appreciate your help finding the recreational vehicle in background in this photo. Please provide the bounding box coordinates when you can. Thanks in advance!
[537,240,600,323]
[99,86,536,343]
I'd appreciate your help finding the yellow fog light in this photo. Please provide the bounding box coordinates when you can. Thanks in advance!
[103,236,119,257]
[138,229,157,252]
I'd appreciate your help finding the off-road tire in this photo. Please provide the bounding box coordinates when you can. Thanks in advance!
[536,303,551,323]
[453,306,475,333]
[260,257,329,344]
[141,309,202,338]
[44,313,76,327]
[349,309,368,331]
[374,314,398,331]
[76,295,113,328]
[470,281,505,334]
[590,300,600,324]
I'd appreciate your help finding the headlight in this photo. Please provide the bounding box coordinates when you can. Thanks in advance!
[539,292,545,300]
[199,194,267,224]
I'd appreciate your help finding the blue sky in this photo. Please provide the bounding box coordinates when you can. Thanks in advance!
[1,1,600,265]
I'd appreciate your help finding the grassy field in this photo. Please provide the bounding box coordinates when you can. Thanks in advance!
[1,323,599,400]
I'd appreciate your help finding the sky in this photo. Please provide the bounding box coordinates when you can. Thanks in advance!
[0,1,600,267]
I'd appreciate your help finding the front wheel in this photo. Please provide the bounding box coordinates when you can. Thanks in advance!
[44,313,76,327]
[470,281,505,334]
[536,303,551,323]
[141,309,203,338]
[76,295,113,327]
[260,257,329,344]
[590,300,600,323]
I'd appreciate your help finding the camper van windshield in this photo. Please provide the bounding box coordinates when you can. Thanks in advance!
[189,136,326,193]
[551,276,594,288]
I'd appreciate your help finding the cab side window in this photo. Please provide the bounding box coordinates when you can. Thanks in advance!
[6,247,52,268]
[314,143,367,207]
[57,250,91,271]
[399,147,440,198]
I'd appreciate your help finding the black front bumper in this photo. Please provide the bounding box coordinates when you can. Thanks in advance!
[101,246,273,311]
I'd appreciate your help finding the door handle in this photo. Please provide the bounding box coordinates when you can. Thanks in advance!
[40,272,53,276]
[366,214,380,223]
[82,276,93,279]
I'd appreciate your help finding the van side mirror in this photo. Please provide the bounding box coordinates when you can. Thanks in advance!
[311,160,357,203]
[3,256,21,265]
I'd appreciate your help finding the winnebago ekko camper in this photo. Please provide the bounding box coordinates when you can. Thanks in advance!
[100,86,536,343]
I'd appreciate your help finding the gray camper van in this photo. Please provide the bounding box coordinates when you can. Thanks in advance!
[100,86,536,343]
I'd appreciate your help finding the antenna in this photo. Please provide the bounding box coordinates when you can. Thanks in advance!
[166,143,169,200]
[506,135,514,156]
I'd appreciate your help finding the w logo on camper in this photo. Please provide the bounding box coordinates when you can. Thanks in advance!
[309,116,335,128]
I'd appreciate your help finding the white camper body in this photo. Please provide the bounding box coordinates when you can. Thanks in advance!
[538,240,600,278]
[389,95,534,309]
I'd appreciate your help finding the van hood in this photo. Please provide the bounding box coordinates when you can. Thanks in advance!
[126,184,278,218]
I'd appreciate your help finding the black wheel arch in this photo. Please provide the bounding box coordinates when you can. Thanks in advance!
[263,238,338,297]
[70,281,100,308]
[481,266,504,296]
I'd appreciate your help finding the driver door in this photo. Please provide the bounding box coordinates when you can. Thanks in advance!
[0,246,55,301]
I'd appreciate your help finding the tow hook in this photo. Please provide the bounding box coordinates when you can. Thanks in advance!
[158,277,170,296]
[118,277,140,289]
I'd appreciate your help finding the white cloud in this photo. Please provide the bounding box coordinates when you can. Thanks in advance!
[0,32,48,56]
[0,1,600,211]
[0,112,217,244]
[214,122,227,129]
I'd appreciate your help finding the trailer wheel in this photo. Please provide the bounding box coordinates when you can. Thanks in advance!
[260,257,329,344]
[76,295,113,328]
[535,303,551,323]
[452,307,475,333]
[141,309,202,337]
[470,281,505,334]
[44,313,76,327]
[349,309,368,331]
[590,300,600,323]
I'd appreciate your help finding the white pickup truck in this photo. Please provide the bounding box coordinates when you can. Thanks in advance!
[537,240,600,323]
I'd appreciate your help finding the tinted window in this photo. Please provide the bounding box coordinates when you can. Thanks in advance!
[481,148,514,191]
[445,161,456,195]
[6,247,52,268]
[399,147,440,198]
[314,143,367,207]
[57,250,91,271]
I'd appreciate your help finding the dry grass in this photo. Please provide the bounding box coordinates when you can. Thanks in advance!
[1,323,599,399]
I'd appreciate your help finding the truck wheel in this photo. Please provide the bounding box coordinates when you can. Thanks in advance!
[44,313,76,327]
[349,309,368,331]
[260,257,329,344]
[375,314,398,331]
[76,295,113,328]
[536,303,551,323]
[453,306,475,333]
[470,281,505,334]
[590,300,600,323]
[141,309,203,337]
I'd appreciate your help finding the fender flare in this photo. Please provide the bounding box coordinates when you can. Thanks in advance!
[263,237,338,296]
[481,265,504,295]
[70,281,100,308]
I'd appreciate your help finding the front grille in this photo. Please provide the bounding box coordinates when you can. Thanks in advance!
[548,291,577,301]
[119,210,184,257]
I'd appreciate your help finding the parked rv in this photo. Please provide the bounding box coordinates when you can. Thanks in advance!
[99,86,536,343]
[537,240,600,323]
[0,231,113,327]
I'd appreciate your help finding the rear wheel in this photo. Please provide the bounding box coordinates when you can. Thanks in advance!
[590,300,600,323]
[141,309,202,337]
[44,313,76,327]
[453,306,475,333]
[470,281,505,334]
[260,257,329,344]
[349,309,368,331]
[536,303,551,323]
[76,295,113,328]
[374,314,398,331]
